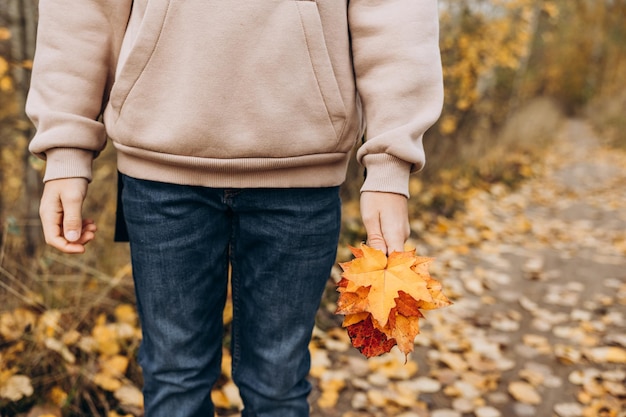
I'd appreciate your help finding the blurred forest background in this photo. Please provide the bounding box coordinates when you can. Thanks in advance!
[0,0,625,416]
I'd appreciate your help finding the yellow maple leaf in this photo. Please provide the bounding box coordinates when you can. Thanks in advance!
[342,312,370,328]
[336,244,452,359]
[416,276,453,310]
[384,311,421,357]
[341,245,432,327]
[339,244,386,274]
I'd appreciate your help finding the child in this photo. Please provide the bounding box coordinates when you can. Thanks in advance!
[27,1,443,416]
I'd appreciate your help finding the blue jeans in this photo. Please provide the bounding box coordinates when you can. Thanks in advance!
[120,174,341,417]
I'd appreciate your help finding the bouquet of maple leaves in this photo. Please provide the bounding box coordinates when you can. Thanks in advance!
[335,244,452,359]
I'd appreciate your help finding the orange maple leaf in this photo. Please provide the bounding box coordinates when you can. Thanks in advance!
[340,245,433,327]
[335,285,370,316]
[394,291,425,318]
[342,312,370,327]
[377,292,426,358]
[336,244,452,359]
[384,308,421,357]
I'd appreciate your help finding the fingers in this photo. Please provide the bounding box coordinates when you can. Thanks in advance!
[59,186,86,242]
[40,178,95,254]
[363,211,388,254]
[76,219,97,245]
[360,191,410,255]
[383,195,411,253]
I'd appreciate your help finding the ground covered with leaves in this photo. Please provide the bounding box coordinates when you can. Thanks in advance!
[306,119,626,417]
[1,119,625,417]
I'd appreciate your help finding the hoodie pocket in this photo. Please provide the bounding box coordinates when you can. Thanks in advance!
[295,0,347,139]
[108,0,348,159]
[109,0,171,112]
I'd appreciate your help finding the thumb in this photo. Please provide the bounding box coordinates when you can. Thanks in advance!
[365,217,388,255]
[60,190,85,242]
[367,236,388,256]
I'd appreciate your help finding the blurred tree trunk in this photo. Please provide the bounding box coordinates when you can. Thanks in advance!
[506,2,542,115]
[5,0,40,255]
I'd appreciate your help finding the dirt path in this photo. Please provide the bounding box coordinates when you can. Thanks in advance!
[308,119,626,417]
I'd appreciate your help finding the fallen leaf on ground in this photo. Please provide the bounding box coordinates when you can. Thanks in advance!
[0,308,37,342]
[508,381,541,405]
[0,374,33,401]
[114,384,144,408]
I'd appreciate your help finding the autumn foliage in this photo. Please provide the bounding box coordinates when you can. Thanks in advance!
[335,245,451,359]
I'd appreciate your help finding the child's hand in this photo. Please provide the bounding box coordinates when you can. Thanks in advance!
[359,191,410,255]
[39,178,97,254]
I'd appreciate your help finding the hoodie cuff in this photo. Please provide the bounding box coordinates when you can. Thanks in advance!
[360,153,412,198]
[42,148,94,183]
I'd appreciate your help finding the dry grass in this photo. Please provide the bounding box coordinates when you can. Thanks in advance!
[0,142,140,416]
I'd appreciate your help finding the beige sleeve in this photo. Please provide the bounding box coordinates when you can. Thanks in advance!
[26,0,132,182]
[349,0,444,197]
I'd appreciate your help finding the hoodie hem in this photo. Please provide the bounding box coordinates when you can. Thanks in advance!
[115,145,352,189]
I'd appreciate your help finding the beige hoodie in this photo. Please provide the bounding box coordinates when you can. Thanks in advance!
[27,0,443,197]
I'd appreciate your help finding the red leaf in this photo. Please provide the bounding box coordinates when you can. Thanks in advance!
[346,315,396,358]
